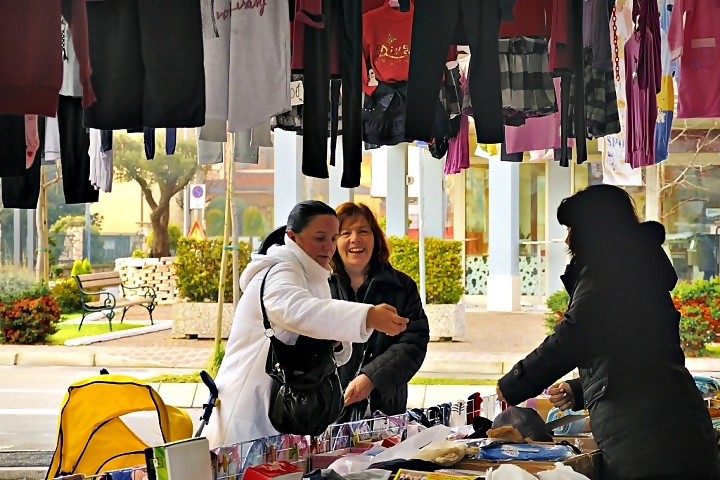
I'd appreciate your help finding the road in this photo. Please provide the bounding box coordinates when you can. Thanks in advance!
[0,366,203,454]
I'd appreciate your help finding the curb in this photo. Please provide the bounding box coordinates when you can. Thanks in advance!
[0,351,166,369]
[0,467,47,480]
[64,322,171,346]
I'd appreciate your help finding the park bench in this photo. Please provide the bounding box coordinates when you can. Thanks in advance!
[73,271,156,331]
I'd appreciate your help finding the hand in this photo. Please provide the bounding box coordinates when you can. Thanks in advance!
[548,382,575,411]
[344,374,374,406]
[496,385,507,403]
[366,304,408,336]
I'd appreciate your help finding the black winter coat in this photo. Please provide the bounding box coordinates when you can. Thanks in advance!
[330,264,430,418]
[498,236,720,480]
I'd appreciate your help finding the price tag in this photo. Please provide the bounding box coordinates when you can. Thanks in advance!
[290,80,304,106]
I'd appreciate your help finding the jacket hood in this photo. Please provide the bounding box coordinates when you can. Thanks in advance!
[239,235,331,291]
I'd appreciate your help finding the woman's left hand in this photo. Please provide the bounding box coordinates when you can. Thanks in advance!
[344,374,375,406]
[496,384,507,403]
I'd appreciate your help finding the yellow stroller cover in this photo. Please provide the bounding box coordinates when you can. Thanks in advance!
[46,374,193,479]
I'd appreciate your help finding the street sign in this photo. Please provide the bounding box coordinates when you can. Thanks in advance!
[189,184,206,210]
[188,220,206,240]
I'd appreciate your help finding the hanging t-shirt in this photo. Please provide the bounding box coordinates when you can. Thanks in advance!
[59,17,83,98]
[654,0,675,163]
[668,0,720,118]
[362,3,414,96]
[625,28,658,169]
[204,1,291,133]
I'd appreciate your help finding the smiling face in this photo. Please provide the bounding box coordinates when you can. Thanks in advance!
[287,214,339,269]
[337,215,375,276]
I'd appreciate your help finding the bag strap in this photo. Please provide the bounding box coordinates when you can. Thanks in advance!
[259,265,276,334]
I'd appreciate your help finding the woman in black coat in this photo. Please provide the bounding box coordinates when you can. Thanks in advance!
[496,185,720,480]
[330,202,430,420]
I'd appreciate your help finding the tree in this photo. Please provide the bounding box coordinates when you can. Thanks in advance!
[114,134,198,257]
[206,195,248,237]
[242,207,265,237]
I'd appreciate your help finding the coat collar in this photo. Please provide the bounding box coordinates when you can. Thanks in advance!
[284,234,331,283]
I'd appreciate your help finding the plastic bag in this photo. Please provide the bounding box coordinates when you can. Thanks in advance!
[477,443,576,462]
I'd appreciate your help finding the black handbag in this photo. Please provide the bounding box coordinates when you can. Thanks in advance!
[259,267,345,436]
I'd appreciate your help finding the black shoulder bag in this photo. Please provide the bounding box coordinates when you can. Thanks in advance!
[260,267,345,436]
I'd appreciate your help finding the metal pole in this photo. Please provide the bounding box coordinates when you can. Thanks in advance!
[418,150,427,306]
[13,209,21,267]
[26,209,35,271]
[85,203,91,262]
[183,186,191,236]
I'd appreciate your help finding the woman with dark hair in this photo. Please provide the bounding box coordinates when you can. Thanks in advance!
[205,200,409,447]
[329,202,429,420]
[496,185,720,480]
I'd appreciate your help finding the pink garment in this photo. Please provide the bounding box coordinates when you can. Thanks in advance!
[24,115,39,168]
[504,77,572,154]
[668,0,720,118]
[625,29,658,168]
[445,113,469,174]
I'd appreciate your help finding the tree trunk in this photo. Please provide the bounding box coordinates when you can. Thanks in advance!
[151,204,171,258]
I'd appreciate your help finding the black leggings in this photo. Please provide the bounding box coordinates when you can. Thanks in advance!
[58,96,99,205]
[405,0,504,144]
[1,116,44,209]
[301,0,363,188]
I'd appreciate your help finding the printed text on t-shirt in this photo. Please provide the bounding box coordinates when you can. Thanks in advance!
[216,0,267,20]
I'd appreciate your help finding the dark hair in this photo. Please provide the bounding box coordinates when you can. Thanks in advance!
[557,184,659,264]
[258,200,337,254]
[331,202,390,276]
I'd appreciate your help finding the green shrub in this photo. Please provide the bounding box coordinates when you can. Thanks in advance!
[545,289,571,334]
[671,278,720,356]
[70,258,92,276]
[0,267,59,344]
[51,279,82,314]
[544,278,720,357]
[175,238,253,303]
[388,236,464,305]
[132,249,148,258]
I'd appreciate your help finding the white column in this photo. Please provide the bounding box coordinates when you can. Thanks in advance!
[380,145,409,237]
[545,160,572,297]
[644,163,661,222]
[273,129,304,228]
[26,209,36,270]
[329,136,354,208]
[487,157,521,312]
[410,146,444,238]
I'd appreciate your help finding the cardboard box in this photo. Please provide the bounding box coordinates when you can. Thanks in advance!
[453,450,602,479]
[243,461,304,480]
[553,434,598,452]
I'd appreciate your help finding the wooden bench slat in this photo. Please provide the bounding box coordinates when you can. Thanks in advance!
[77,272,120,282]
[86,297,148,308]
[79,277,123,289]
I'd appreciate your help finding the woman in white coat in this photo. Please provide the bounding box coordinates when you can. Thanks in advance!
[204,200,409,447]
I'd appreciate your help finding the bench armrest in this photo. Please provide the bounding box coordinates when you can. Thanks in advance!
[81,290,116,310]
[121,284,157,301]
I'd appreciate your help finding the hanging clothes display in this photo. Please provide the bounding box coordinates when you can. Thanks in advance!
[58,95,99,204]
[292,0,363,187]
[89,129,114,194]
[668,0,720,118]
[498,0,557,126]
[0,115,30,178]
[503,77,574,156]
[625,3,661,169]
[600,2,643,186]
[1,117,45,210]
[83,0,205,130]
[361,2,414,147]
[655,0,675,163]
[405,0,513,144]
[0,0,95,117]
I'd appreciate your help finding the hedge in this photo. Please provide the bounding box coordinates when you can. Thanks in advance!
[388,236,464,305]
